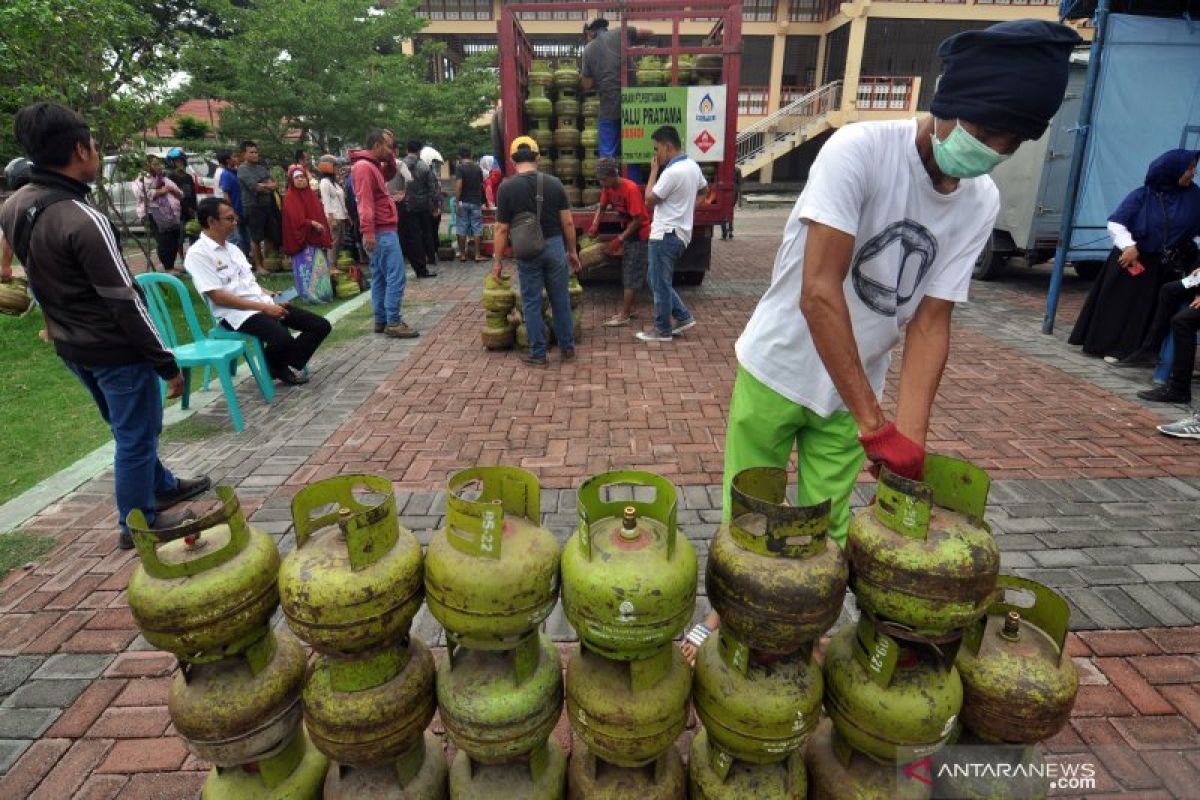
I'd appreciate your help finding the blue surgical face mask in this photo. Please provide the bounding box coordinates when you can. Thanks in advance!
[930,120,1010,179]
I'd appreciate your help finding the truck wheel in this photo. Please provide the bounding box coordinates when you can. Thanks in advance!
[972,233,1006,281]
[673,271,706,286]
[1073,261,1103,280]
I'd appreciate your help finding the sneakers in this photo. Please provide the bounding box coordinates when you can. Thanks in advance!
[562,348,576,362]
[636,330,674,343]
[603,315,632,327]
[415,270,438,279]
[672,319,697,336]
[154,475,212,512]
[374,322,386,333]
[272,366,309,386]
[384,322,419,339]
[1137,385,1192,404]
[119,508,198,551]
[1158,412,1200,439]
[1112,348,1158,368]
[519,352,548,367]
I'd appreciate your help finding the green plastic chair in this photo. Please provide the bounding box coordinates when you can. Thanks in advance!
[201,326,276,403]
[134,272,266,432]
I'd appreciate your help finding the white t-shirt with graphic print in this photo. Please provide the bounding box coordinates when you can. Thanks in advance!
[735,118,999,416]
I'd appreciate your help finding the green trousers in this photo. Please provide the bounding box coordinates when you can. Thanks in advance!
[722,365,865,547]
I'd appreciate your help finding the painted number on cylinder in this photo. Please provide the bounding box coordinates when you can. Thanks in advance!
[480,509,499,555]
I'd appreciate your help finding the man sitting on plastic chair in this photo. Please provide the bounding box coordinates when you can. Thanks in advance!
[185,198,331,387]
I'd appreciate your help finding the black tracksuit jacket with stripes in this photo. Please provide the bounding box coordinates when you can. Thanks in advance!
[0,168,179,379]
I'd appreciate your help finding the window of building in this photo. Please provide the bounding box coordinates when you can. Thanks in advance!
[782,35,820,94]
[506,0,588,21]
[789,0,841,22]
[743,0,777,22]
[417,0,494,20]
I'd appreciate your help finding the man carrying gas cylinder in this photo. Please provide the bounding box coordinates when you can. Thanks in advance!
[682,20,1082,660]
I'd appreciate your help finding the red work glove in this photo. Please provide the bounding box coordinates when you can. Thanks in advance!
[858,421,925,481]
[605,237,624,256]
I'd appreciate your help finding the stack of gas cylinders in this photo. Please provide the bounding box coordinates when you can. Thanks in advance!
[425,466,567,798]
[277,474,439,799]
[127,487,329,799]
[699,467,848,798]
[561,471,697,799]
[122,455,1078,800]
[807,455,1079,800]
[481,274,517,351]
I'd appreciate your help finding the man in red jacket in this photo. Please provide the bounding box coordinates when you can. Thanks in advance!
[351,129,417,338]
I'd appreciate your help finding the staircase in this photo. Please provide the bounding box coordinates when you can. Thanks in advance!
[735,81,842,177]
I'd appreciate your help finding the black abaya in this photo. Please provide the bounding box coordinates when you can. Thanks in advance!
[1068,248,1174,359]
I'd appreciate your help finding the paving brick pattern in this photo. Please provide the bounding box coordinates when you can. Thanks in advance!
[0,207,1196,795]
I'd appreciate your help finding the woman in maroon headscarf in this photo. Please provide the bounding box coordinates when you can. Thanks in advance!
[281,166,334,302]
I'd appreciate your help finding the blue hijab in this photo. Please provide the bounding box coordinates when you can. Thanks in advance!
[1108,149,1200,254]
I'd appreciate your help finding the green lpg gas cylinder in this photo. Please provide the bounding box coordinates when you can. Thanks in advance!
[202,726,330,800]
[555,88,580,118]
[561,470,697,660]
[822,619,962,764]
[323,731,449,800]
[706,467,847,655]
[526,84,553,119]
[848,455,1000,636]
[956,577,1078,744]
[805,720,931,800]
[935,727,1050,800]
[279,475,423,655]
[482,274,517,312]
[566,738,685,800]
[692,630,822,767]
[565,644,691,768]
[303,634,436,766]
[128,486,279,661]
[170,627,307,767]
[449,736,567,800]
[437,633,562,765]
[528,60,554,89]
[425,466,559,649]
[553,61,581,89]
[689,728,805,800]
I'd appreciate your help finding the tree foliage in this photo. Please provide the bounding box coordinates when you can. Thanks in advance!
[0,0,180,158]
[172,115,210,139]
[188,0,497,158]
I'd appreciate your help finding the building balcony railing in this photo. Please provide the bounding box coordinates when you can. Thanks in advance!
[417,0,495,20]
[781,85,816,105]
[738,86,772,117]
[856,76,917,111]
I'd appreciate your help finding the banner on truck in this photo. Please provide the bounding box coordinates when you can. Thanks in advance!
[621,85,726,163]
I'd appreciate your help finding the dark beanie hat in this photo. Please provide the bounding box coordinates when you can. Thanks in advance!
[930,20,1082,141]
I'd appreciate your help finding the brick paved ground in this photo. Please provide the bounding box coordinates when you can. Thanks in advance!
[0,206,1196,797]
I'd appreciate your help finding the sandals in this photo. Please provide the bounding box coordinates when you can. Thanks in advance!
[603,314,633,327]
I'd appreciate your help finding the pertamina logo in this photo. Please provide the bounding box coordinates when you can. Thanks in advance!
[696,93,717,123]
[693,130,716,153]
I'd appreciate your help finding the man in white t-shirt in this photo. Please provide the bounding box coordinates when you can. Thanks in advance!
[637,125,706,343]
[185,197,331,386]
[681,19,1082,660]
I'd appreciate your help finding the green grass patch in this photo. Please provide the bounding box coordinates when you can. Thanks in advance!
[160,416,229,444]
[0,531,58,589]
[321,302,374,350]
[0,271,358,506]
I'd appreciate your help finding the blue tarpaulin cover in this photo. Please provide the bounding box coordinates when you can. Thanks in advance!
[1069,13,1200,259]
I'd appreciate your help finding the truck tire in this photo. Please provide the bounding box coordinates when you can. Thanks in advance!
[1073,261,1103,280]
[972,233,1006,281]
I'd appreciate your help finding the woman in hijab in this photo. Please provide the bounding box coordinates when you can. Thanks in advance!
[281,166,334,303]
[1070,149,1200,359]
[480,154,502,210]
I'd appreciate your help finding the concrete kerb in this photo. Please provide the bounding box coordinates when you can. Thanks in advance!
[0,292,372,534]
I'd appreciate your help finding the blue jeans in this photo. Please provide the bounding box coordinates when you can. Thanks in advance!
[63,360,178,533]
[598,118,620,159]
[457,202,483,237]
[517,236,575,358]
[647,232,693,336]
[369,230,406,325]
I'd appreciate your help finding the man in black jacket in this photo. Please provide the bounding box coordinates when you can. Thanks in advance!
[0,103,210,549]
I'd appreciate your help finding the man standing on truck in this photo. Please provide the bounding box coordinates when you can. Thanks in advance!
[581,18,622,160]
[681,20,1081,660]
